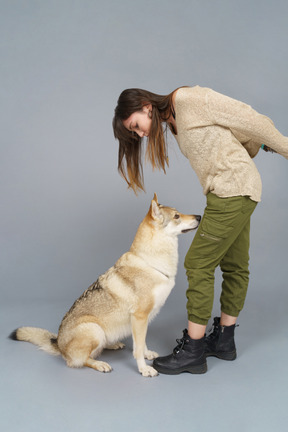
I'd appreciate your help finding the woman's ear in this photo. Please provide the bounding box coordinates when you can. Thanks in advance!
[142,103,152,113]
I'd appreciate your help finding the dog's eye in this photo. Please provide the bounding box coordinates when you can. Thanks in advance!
[174,214,180,219]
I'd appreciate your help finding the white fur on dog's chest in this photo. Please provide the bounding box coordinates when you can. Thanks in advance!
[150,278,175,320]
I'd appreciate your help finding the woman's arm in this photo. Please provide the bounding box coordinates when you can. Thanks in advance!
[207,89,288,159]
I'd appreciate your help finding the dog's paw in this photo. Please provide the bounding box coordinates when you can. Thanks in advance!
[139,365,159,377]
[96,361,113,373]
[85,359,112,373]
[144,350,159,360]
[106,342,125,350]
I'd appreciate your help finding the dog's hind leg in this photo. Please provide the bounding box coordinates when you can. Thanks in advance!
[84,358,112,372]
[144,345,159,360]
[106,342,125,350]
[131,313,158,377]
[63,322,112,373]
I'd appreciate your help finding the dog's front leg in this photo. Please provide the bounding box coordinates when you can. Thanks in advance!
[131,313,158,377]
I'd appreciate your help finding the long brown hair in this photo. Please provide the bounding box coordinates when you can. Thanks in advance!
[113,88,176,193]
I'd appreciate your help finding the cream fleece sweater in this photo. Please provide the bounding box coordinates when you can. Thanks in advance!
[174,86,288,202]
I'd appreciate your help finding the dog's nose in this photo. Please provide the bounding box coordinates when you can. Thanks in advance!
[196,215,201,222]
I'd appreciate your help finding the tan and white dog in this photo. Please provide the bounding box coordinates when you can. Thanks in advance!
[10,194,200,377]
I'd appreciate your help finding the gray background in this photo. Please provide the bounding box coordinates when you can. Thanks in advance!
[1,1,287,431]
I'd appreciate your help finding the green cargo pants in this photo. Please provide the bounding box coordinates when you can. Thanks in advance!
[184,193,257,325]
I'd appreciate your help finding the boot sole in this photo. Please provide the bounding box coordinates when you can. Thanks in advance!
[154,362,207,375]
[206,350,237,361]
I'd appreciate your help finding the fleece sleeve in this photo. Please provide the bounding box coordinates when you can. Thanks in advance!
[206,89,288,159]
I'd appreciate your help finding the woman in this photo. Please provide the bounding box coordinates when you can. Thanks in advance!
[113,86,288,375]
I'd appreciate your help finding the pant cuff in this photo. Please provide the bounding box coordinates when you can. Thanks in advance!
[187,314,209,326]
[221,307,239,318]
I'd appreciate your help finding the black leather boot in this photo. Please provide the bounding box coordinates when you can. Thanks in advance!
[153,329,207,375]
[205,317,237,360]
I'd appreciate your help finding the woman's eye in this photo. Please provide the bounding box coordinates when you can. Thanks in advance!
[174,214,180,219]
[131,124,137,132]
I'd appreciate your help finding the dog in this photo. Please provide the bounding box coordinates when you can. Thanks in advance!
[10,194,200,377]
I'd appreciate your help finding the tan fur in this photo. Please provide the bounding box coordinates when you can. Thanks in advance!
[11,194,200,377]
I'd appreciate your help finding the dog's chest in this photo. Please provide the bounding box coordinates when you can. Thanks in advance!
[150,279,175,319]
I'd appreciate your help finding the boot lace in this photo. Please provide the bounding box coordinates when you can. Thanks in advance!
[173,329,189,355]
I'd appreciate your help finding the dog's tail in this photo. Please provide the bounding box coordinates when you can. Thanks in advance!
[9,327,60,356]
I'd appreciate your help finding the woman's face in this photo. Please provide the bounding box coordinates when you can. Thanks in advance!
[123,104,152,138]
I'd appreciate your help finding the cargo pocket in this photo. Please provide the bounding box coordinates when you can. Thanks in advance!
[198,217,234,258]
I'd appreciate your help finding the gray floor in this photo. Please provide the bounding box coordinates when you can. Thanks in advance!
[1,1,288,431]
[1,278,288,432]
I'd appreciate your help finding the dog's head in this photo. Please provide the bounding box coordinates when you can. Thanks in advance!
[148,193,201,236]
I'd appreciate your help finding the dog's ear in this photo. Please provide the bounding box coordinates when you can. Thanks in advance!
[150,198,162,221]
[153,192,158,204]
